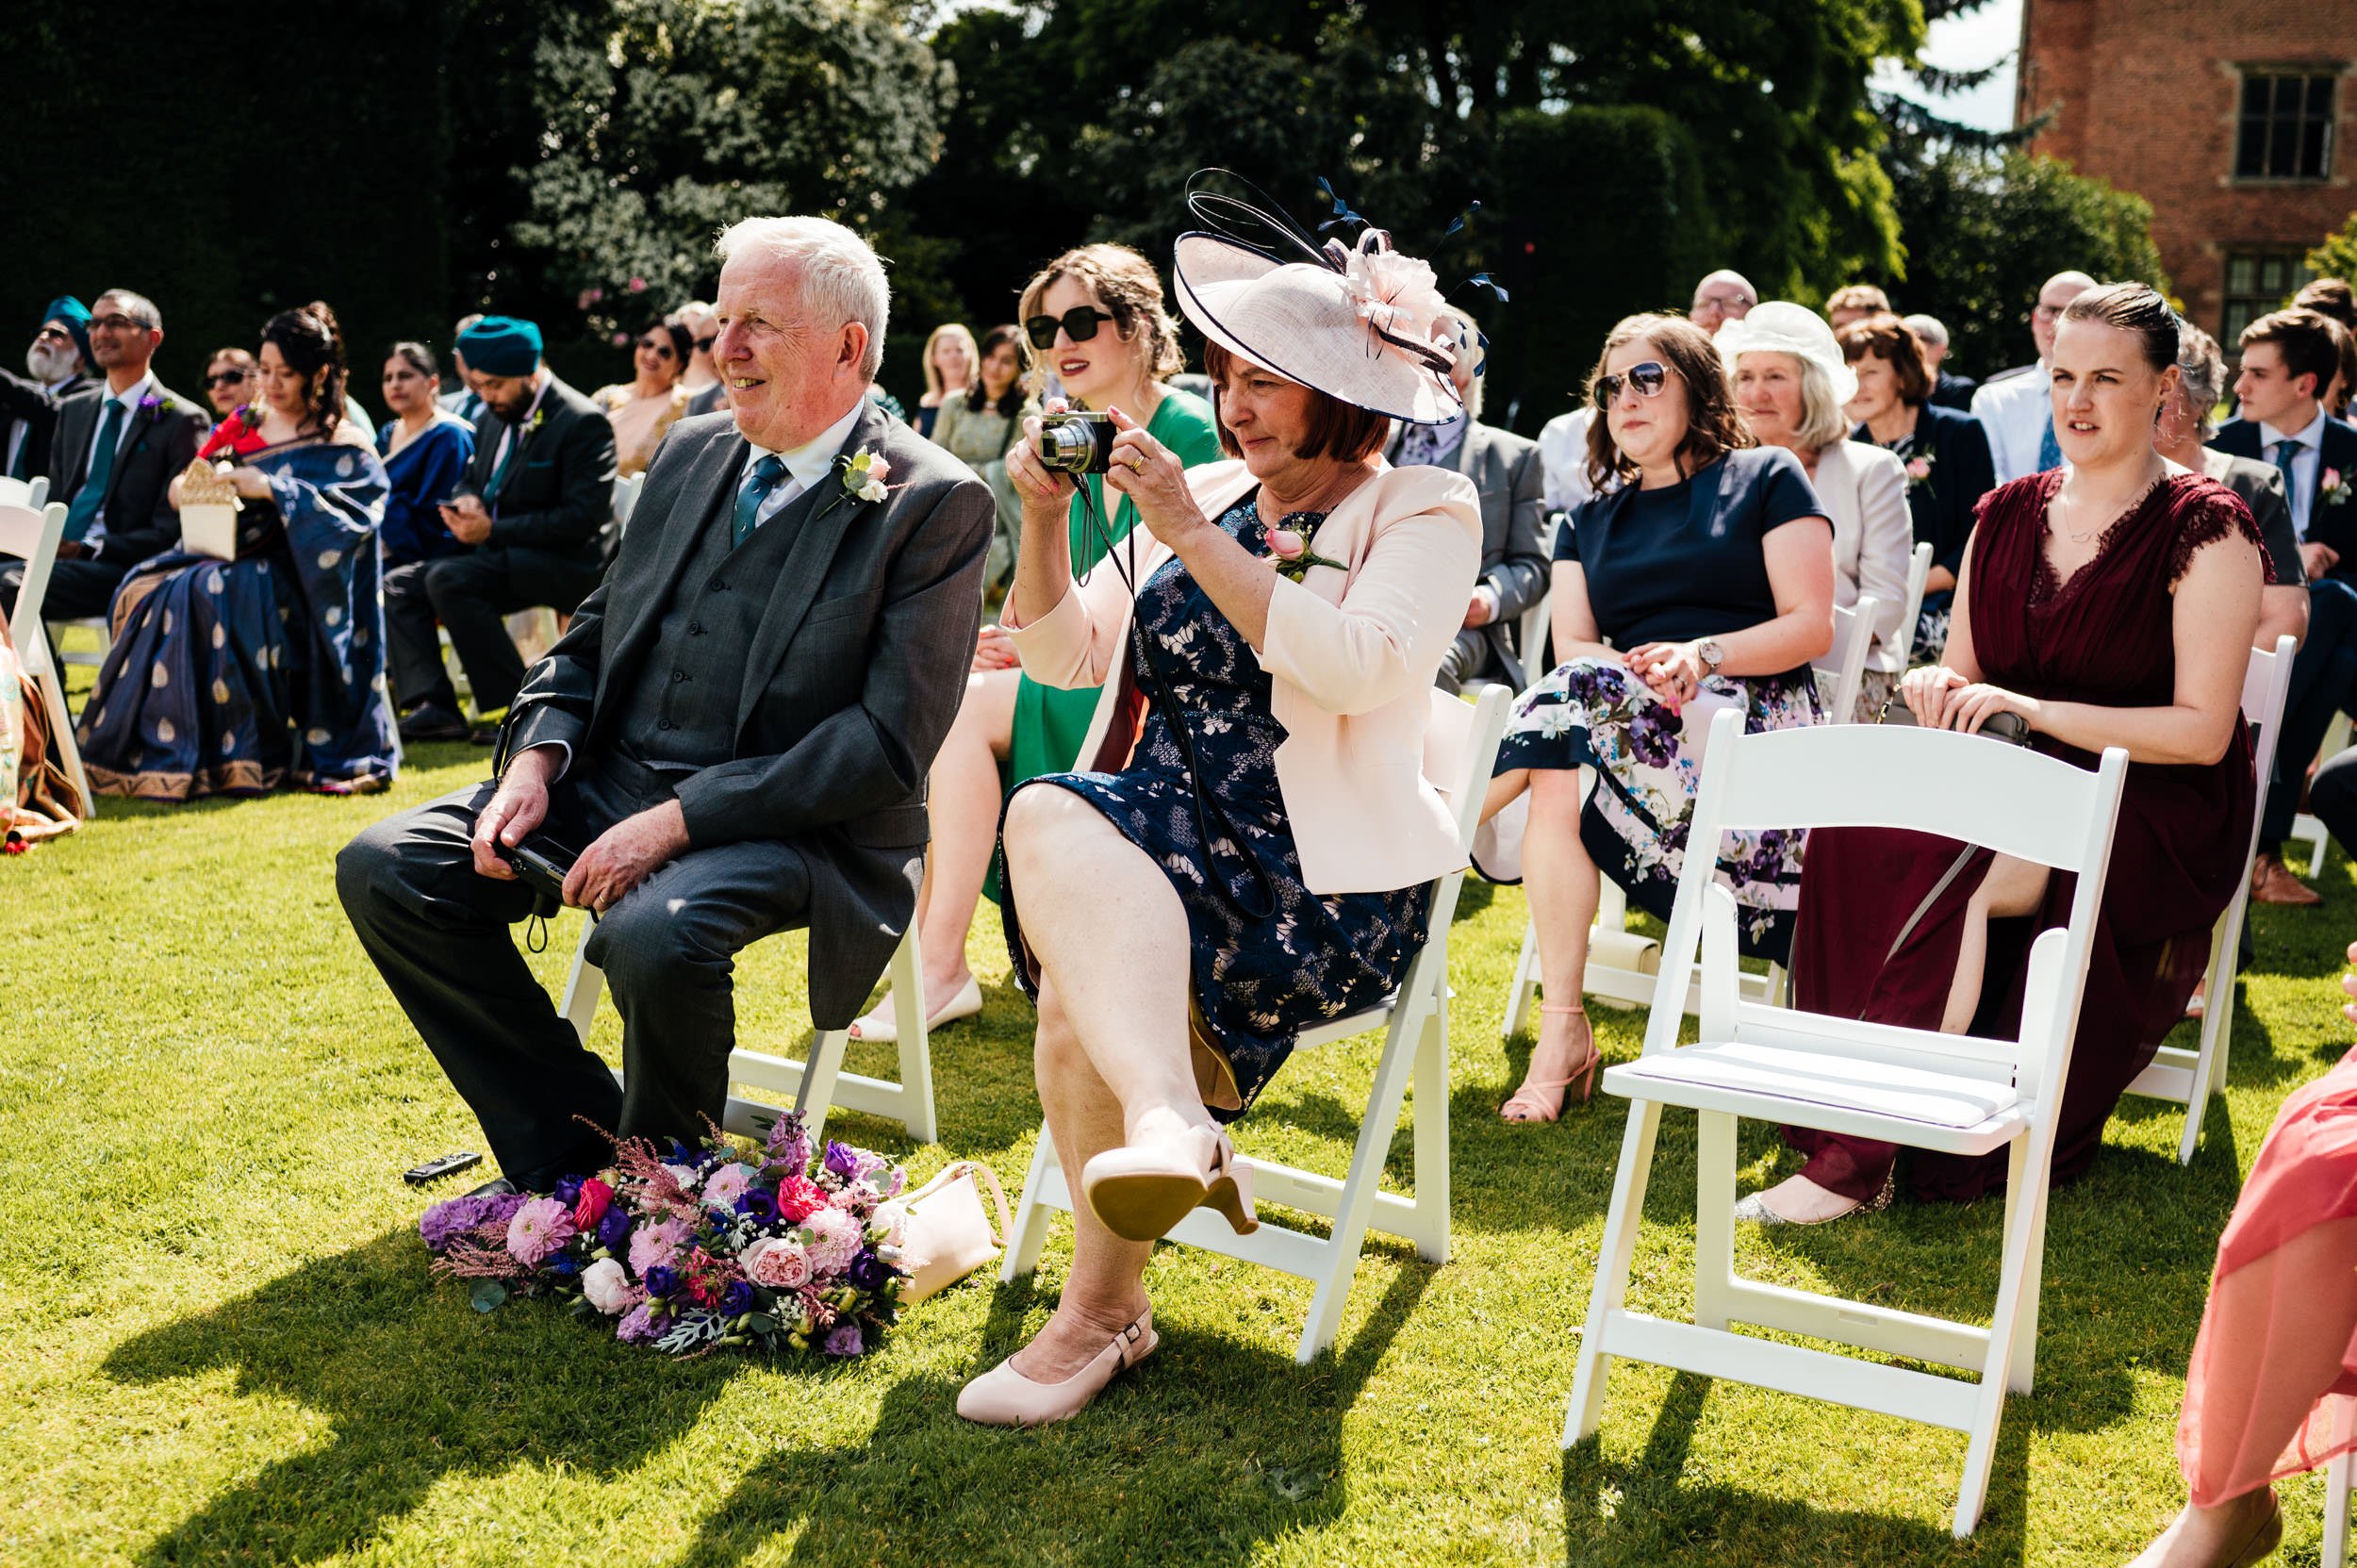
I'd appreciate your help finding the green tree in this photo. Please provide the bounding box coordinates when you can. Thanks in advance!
[2310,212,2357,285]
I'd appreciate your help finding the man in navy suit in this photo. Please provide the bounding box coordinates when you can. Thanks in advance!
[2214,306,2357,903]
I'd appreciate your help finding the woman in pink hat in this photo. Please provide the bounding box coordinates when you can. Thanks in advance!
[955,204,1482,1427]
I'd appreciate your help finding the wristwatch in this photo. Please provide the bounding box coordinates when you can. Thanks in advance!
[1696,638,1725,676]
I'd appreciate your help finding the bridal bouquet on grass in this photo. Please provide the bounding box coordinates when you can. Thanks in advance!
[419,1113,911,1358]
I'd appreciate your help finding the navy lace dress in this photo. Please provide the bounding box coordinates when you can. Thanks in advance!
[999,491,1434,1120]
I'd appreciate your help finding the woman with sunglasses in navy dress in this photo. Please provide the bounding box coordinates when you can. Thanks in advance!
[849,243,1220,1046]
[1475,312,1836,1123]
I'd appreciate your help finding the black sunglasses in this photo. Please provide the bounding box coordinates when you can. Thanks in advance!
[636,337,675,357]
[694,334,717,351]
[206,370,251,388]
[1594,360,1672,406]
[1024,306,1116,351]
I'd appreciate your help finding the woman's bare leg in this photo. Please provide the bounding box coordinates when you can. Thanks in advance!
[1510,767,1602,1112]
[858,668,1021,1032]
[1007,976,1157,1383]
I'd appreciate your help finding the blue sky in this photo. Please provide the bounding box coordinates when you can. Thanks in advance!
[1874,0,2023,133]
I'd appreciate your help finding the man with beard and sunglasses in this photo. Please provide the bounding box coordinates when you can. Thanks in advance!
[0,297,96,483]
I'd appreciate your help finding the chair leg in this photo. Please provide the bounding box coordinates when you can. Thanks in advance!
[885,927,937,1143]
[1296,988,1431,1364]
[21,626,91,812]
[1407,1006,1450,1263]
[999,1128,1060,1282]
[1564,1098,1663,1448]
[2326,1447,2353,1568]
[797,1026,849,1145]
[1503,918,1541,1040]
[1693,1110,1738,1333]
[559,933,603,1042]
[1955,1137,2044,1537]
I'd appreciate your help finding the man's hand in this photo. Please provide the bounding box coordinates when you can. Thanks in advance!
[2302,539,2339,579]
[470,747,557,879]
[440,494,494,546]
[1462,586,1498,630]
[54,539,89,561]
[564,801,690,915]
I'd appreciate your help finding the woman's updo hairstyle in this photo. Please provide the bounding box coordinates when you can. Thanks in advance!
[2058,282,2180,373]
[388,340,438,380]
[263,301,349,435]
[1015,243,1186,395]
[1582,312,1754,492]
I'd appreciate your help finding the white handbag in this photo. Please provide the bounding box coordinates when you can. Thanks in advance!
[899,1159,1012,1304]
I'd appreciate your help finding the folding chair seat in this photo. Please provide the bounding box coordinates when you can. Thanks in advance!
[1566,709,2128,1539]
[2125,635,2296,1163]
[555,896,939,1146]
[0,495,91,807]
[998,685,1513,1364]
[2291,711,2351,879]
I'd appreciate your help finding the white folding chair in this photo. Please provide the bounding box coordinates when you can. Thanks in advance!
[0,497,91,807]
[556,913,938,1146]
[2329,1444,2353,1568]
[2291,710,2352,879]
[2126,635,2297,1164]
[1566,710,2128,1538]
[1000,685,1514,1364]
[1812,594,1881,724]
[612,472,645,534]
[1898,540,1935,664]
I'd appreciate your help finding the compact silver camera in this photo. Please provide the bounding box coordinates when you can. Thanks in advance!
[1038,409,1116,475]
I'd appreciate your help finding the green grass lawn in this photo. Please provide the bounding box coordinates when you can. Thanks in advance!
[8,716,2355,1565]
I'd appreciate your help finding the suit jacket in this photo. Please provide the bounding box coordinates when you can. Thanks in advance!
[2211,416,2357,563]
[499,401,994,1026]
[0,370,92,480]
[686,382,727,419]
[1385,420,1548,684]
[2200,450,2303,587]
[1812,439,1915,671]
[1854,401,1996,601]
[437,387,485,425]
[1007,459,1482,896]
[460,375,617,564]
[49,380,209,564]
[1929,371,1976,411]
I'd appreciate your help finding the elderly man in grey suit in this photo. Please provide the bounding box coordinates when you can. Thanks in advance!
[1383,305,1548,690]
[338,217,996,1191]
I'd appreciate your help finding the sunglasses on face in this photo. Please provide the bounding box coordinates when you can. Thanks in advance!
[35,326,73,344]
[1025,306,1116,350]
[1594,360,1672,406]
[206,370,251,388]
[636,338,675,357]
[694,334,717,352]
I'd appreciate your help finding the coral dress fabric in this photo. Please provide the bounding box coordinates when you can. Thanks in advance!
[1786,472,2260,1201]
[2178,1047,2357,1504]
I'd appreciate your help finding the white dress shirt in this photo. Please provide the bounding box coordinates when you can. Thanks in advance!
[79,369,157,553]
[2260,408,2328,540]
[736,398,866,531]
[1970,365,2052,487]
[1538,406,1595,518]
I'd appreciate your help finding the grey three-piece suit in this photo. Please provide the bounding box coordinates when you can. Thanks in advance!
[338,401,994,1184]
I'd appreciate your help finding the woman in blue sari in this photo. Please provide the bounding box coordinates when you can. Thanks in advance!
[375,340,475,567]
[79,301,401,801]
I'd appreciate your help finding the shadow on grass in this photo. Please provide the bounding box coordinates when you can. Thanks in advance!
[1560,1370,2026,1564]
[105,1228,757,1565]
[668,1263,1434,1565]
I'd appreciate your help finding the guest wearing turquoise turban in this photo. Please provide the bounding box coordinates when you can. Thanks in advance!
[0,296,97,480]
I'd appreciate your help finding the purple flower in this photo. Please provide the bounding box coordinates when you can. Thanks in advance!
[847,1249,889,1292]
[552,1174,585,1207]
[717,1279,755,1317]
[643,1264,682,1298]
[594,1206,633,1249]
[765,1111,812,1172]
[735,1188,779,1223]
[547,1250,582,1279]
[616,1302,661,1344]
[823,1321,865,1358]
[823,1142,862,1183]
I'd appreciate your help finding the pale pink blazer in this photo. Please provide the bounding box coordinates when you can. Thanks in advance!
[1003,458,1482,896]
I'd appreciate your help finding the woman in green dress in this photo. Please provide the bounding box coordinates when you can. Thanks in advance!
[852,243,1222,1042]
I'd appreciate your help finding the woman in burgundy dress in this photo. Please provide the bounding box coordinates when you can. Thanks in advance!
[1746,284,2268,1224]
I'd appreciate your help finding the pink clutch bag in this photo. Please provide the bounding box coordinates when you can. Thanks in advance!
[900,1159,1013,1303]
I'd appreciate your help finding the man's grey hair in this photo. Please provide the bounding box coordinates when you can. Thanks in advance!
[715,217,889,382]
[2176,320,2229,439]
[1903,313,1949,351]
[96,288,161,332]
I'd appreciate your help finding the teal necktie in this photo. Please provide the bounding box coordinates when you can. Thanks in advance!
[485,424,525,512]
[733,454,787,548]
[62,398,124,542]
[2035,409,2061,474]
[2274,440,2305,536]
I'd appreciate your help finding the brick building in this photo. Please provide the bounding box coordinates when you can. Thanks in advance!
[2016,0,2356,344]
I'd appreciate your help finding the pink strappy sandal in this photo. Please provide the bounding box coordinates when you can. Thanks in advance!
[1501,1003,1601,1123]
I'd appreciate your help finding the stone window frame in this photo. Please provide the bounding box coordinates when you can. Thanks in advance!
[2227,64,2342,184]
[2219,249,2317,344]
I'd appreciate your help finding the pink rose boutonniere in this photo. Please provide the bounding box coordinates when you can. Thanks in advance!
[1902,451,1935,493]
[2324,467,2350,509]
[1261,515,1346,584]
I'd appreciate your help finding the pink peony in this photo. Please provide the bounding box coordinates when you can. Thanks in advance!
[572,1177,615,1230]
[802,1207,864,1275]
[743,1237,813,1290]
[505,1197,576,1266]
[701,1163,753,1211]
[581,1257,641,1315]
[629,1215,692,1278]
[773,1174,825,1223]
[1264,528,1308,561]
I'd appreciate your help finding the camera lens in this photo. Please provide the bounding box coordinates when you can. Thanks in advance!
[1039,413,1115,475]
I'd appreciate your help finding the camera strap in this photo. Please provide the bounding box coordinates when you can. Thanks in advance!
[1071,482,1279,922]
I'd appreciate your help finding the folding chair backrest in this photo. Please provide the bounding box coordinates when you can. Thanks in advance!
[1422,684,1514,854]
[1649,708,2129,1101]
[1813,595,1879,722]
[1899,540,1934,649]
[613,471,645,531]
[0,477,27,509]
[0,501,66,641]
